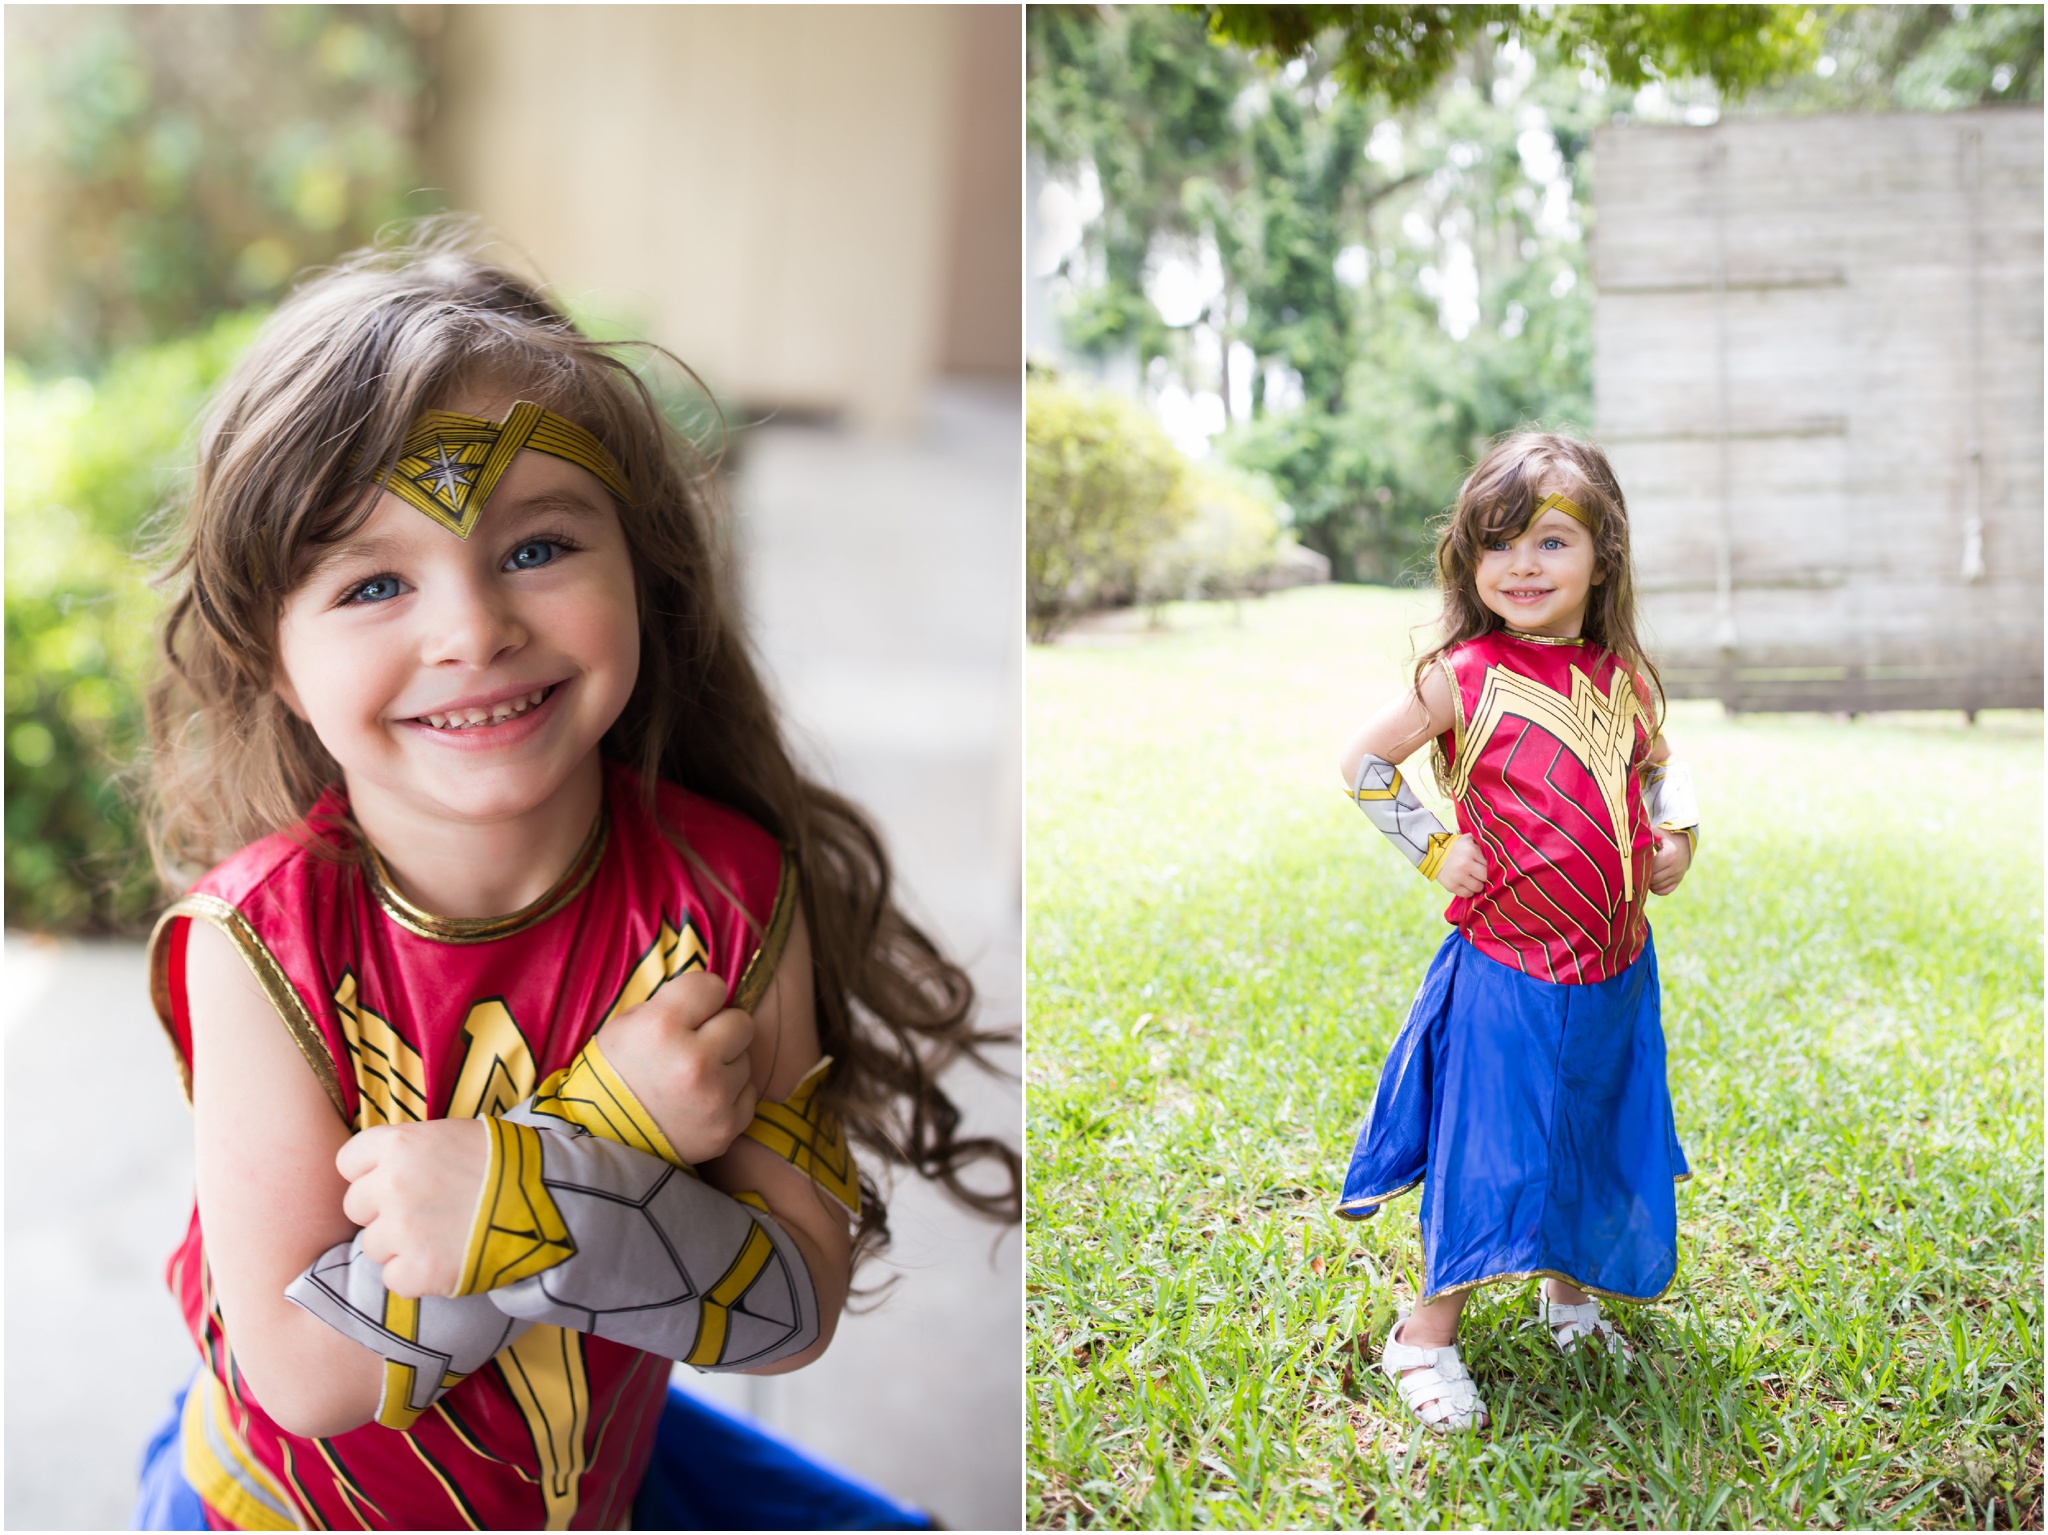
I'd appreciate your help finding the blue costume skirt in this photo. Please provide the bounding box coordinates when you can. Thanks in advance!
[1337,929,1689,1305]
[133,1376,932,1531]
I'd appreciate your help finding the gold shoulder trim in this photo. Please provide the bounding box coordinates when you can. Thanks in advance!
[730,853,799,1014]
[1438,653,1466,758]
[1431,652,1466,801]
[150,894,349,1124]
[364,806,607,944]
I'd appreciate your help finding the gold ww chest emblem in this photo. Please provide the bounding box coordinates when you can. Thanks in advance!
[1450,666,1642,902]
[332,918,709,1126]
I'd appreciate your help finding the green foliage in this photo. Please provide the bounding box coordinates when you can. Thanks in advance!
[1738,4,2045,112]
[5,6,435,371]
[1240,90,1372,415]
[5,311,267,932]
[1200,5,1824,102]
[1028,378,1196,642]
[1030,6,1253,360]
[1543,5,1826,94]
[1200,5,1519,106]
[1028,585,2043,1529]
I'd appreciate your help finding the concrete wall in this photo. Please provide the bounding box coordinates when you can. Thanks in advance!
[428,5,1019,431]
[1593,110,2043,712]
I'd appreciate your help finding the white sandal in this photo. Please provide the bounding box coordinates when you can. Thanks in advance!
[1379,1310,1490,1433]
[1537,1283,1634,1365]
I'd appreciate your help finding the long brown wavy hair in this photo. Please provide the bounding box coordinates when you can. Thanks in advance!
[1415,431,1664,736]
[143,223,1018,1267]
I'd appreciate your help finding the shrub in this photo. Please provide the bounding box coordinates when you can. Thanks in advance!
[1026,377,1192,641]
[1142,462,1289,604]
[5,310,265,932]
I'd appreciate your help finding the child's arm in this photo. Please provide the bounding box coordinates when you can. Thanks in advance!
[1642,733,1697,896]
[688,906,850,1373]
[1338,664,1457,783]
[185,921,386,1437]
[1337,665,1487,899]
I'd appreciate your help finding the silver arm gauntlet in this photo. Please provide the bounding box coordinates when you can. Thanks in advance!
[1641,759,1700,855]
[484,1100,821,1373]
[285,1235,530,1430]
[288,1097,822,1425]
[1349,752,1456,881]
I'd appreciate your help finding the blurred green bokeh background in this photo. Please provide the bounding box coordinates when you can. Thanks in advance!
[5,6,441,931]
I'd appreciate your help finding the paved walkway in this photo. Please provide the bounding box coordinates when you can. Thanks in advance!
[3,381,1021,1530]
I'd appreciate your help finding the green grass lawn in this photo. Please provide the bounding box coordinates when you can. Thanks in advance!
[1026,585,2043,1530]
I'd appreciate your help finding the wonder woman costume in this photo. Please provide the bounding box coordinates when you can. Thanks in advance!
[139,404,904,1530]
[1338,625,1696,1305]
[149,763,845,1529]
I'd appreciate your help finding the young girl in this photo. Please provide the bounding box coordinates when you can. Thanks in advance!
[134,228,1018,1528]
[1334,433,1699,1434]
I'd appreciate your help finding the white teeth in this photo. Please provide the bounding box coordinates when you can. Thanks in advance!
[417,687,549,730]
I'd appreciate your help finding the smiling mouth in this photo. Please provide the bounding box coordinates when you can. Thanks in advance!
[413,686,555,731]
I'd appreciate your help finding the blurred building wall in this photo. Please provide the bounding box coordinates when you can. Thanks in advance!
[427,5,1019,430]
[1594,109,2043,712]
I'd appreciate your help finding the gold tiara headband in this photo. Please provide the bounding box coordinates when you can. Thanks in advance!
[379,401,632,538]
[1530,490,1594,533]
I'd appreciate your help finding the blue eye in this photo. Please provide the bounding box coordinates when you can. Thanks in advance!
[348,575,402,604]
[507,540,559,570]
[1542,538,1563,550]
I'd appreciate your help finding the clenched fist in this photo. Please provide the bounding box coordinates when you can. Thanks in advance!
[1433,834,1489,899]
[1649,831,1692,897]
[592,970,758,1166]
[337,1118,488,1299]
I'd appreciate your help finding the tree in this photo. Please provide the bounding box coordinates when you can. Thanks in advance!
[1240,89,1371,416]
[1029,6,1251,361]
[1200,5,1825,102]
[1731,4,2044,112]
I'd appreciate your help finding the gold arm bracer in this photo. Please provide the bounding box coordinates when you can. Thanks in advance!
[740,1057,862,1217]
[530,1036,689,1171]
[450,1116,577,1297]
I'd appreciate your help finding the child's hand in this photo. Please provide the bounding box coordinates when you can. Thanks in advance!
[1435,835,1488,899]
[593,971,759,1165]
[337,1118,489,1299]
[1649,832,1692,896]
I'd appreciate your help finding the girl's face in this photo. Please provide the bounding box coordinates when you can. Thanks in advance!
[1473,500,1602,638]
[273,392,641,835]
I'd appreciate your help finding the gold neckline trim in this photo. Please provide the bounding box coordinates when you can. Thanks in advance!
[365,805,609,944]
[1502,627,1587,647]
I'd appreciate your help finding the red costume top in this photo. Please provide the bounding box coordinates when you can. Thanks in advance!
[1433,630,1657,985]
[148,761,794,1531]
